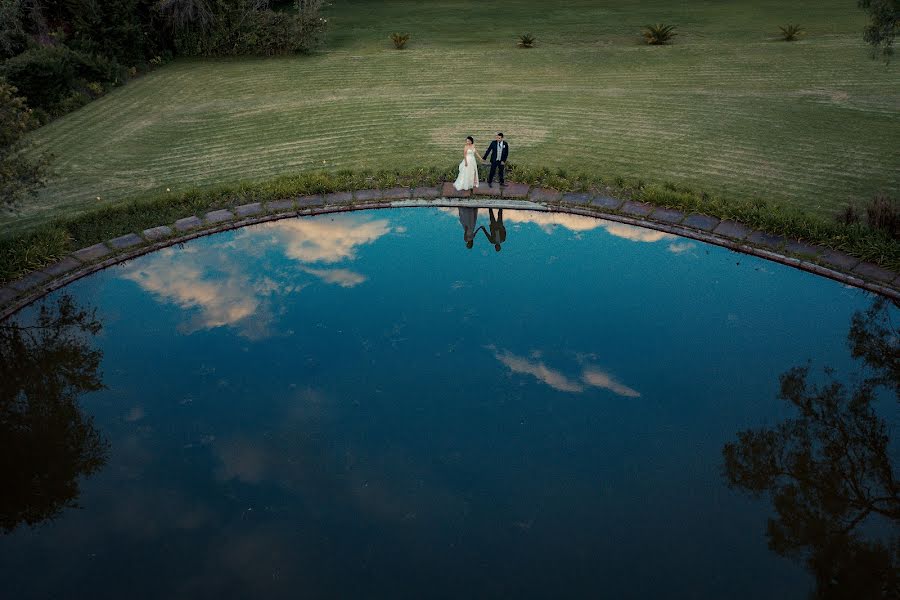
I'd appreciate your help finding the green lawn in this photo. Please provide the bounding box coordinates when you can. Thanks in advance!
[5,0,898,235]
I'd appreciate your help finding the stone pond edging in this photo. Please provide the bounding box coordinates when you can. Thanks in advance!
[1,182,898,320]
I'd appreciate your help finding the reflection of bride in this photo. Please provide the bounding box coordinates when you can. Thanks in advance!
[453,136,482,191]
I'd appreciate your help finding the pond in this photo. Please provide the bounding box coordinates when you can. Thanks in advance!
[1,207,897,599]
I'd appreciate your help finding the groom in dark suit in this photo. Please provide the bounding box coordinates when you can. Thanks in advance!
[482,132,509,187]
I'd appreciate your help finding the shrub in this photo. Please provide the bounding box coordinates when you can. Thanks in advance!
[866,194,899,239]
[642,24,677,45]
[0,46,78,110]
[0,81,48,212]
[779,24,804,41]
[518,33,535,48]
[170,1,327,57]
[390,32,410,49]
[86,82,105,98]
[0,46,125,113]
[836,204,861,226]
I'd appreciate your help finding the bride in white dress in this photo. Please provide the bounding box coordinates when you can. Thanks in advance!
[453,136,482,191]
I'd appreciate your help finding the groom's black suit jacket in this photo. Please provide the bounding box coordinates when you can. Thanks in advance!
[482,140,509,164]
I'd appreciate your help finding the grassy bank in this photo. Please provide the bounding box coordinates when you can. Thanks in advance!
[1,165,896,285]
[3,0,897,237]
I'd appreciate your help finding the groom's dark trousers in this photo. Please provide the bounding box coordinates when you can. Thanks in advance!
[488,161,505,187]
[482,140,509,186]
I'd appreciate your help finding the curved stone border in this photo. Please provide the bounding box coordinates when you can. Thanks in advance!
[1,183,898,321]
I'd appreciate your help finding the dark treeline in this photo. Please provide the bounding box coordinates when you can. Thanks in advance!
[0,0,326,120]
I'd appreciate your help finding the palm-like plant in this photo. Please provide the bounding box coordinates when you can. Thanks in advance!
[779,24,804,41]
[390,32,410,49]
[517,33,535,48]
[642,24,677,45]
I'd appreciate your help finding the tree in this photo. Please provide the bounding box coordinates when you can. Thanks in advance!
[723,298,899,599]
[155,0,213,33]
[0,80,47,212]
[0,0,29,60]
[858,0,899,60]
[0,294,109,533]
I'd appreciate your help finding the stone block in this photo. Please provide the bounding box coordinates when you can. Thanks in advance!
[41,256,82,277]
[853,262,896,283]
[412,186,440,199]
[713,220,751,240]
[530,187,563,202]
[174,216,203,231]
[9,270,51,292]
[0,286,17,305]
[783,240,822,257]
[354,189,382,201]
[143,225,173,241]
[590,196,624,211]
[324,191,353,204]
[109,233,144,249]
[71,243,112,262]
[746,230,786,249]
[650,208,685,224]
[501,183,530,198]
[682,214,720,231]
[266,199,294,213]
[234,202,263,217]
[619,200,654,217]
[473,184,501,196]
[382,187,411,200]
[820,249,860,271]
[204,209,234,224]
[441,182,470,198]
[562,192,592,204]
[297,195,325,208]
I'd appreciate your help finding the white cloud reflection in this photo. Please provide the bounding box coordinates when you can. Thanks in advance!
[491,347,584,392]
[442,208,675,243]
[120,248,275,338]
[121,214,391,337]
[300,267,367,288]
[490,346,641,397]
[259,216,392,264]
[581,367,641,398]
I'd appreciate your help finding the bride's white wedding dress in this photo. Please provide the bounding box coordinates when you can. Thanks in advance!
[453,149,479,191]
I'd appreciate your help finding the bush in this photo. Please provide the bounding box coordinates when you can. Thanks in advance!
[0,82,48,212]
[0,46,125,114]
[518,33,535,48]
[642,24,677,45]
[866,194,899,239]
[170,1,327,57]
[779,24,804,41]
[390,33,410,49]
[837,204,861,226]
[0,46,78,111]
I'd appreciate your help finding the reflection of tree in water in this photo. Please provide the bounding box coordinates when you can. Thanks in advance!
[0,294,108,533]
[723,298,899,599]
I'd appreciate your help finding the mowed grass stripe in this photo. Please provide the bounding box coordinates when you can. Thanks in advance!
[5,0,897,235]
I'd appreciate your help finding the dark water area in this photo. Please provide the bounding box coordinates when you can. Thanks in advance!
[1,208,897,599]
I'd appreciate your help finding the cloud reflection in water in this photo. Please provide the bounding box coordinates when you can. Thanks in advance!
[121,214,392,336]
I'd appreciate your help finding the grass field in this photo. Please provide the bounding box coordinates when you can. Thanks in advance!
[4,0,899,235]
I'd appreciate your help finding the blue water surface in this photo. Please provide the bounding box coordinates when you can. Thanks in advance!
[1,207,895,599]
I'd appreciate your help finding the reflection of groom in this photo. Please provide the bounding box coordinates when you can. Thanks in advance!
[482,132,509,187]
[478,208,506,252]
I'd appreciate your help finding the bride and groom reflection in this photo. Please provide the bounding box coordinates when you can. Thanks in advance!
[458,207,507,251]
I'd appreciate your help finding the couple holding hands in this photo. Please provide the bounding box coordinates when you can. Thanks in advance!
[453,132,509,192]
